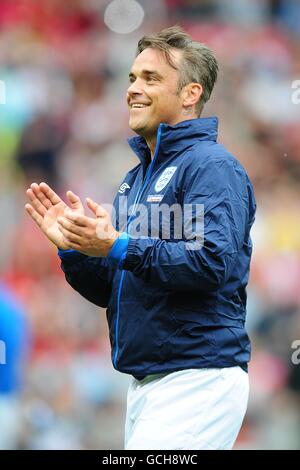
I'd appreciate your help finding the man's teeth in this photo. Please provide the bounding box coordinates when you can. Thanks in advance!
[132,104,148,108]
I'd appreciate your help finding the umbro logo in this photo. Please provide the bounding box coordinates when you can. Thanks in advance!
[118,182,130,194]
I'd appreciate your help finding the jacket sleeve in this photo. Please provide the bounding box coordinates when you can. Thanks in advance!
[59,250,113,307]
[120,157,254,293]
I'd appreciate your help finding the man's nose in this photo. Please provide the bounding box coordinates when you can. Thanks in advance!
[127,78,143,95]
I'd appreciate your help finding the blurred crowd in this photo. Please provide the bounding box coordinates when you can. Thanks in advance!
[0,0,300,450]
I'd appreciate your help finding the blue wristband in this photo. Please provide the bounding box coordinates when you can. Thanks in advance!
[108,232,130,264]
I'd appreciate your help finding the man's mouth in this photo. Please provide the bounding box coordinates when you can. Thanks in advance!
[130,103,150,109]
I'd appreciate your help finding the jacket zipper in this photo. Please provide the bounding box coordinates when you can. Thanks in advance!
[113,124,164,369]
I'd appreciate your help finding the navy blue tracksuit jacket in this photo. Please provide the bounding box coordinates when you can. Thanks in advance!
[59,117,256,380]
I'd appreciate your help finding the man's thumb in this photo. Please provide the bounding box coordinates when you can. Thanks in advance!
[66,191,84,212]
[86,198,106,217]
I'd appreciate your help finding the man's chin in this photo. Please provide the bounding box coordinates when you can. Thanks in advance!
[129,119,158,137]
[129,121,147,136]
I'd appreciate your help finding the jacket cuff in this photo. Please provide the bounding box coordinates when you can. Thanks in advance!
[107,232,130,266]
[58,249,87,262]
[121,237,141,271]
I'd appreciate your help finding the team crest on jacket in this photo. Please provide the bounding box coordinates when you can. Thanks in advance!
[154,167,177,193]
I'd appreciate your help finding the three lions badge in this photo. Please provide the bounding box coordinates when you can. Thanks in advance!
[154,167,177,193]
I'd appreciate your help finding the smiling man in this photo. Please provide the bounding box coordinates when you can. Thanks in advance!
[25,26,256,450]
[127,46,201,154]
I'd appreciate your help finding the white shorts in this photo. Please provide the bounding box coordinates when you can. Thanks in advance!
[124,367,249,450]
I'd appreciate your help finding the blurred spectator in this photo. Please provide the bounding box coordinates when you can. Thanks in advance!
[0,284,29,449]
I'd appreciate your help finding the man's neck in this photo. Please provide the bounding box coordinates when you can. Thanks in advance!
[146,136,157,160]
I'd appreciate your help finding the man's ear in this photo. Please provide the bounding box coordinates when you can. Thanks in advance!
[182,83,203,110]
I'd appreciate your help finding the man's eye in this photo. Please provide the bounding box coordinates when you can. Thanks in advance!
[147,76,157,83]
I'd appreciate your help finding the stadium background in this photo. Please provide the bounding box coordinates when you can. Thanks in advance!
[0,0,300,450]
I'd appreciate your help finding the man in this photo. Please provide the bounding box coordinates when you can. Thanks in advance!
[25,26,256,450]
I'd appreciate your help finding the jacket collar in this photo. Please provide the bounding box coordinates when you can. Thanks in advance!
[127,116,218,169]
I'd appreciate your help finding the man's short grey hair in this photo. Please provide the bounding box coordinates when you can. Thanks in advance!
[136,25,219,116]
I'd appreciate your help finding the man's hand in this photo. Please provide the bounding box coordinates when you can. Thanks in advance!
[57,198,120,257]
[25,182,84,250]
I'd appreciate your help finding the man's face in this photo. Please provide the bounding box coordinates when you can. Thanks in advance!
[127,48,184,139]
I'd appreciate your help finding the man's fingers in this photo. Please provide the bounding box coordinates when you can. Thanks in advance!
[58,230,82,251]
[61,238,82,251]
[58,225,83,245]
[64,211,89,227]
[57,216,85,236]
[86,198,98,215]
[25,204,43,228]
[26,189,47,217]
[86,198,107,217]
[66,190,84,211]
[30,183,52,210]
[39,182,62,205]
